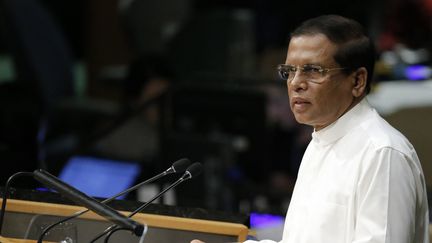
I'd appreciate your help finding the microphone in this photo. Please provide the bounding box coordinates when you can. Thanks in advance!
[36,158,191,242]
[33,169,144,237]
[90,162,203,243]
[101,158,191,202]
[129,162,203,217]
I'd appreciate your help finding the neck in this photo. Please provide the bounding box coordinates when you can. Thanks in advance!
[314,96,365,131]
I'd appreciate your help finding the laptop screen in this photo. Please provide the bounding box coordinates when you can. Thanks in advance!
[58,156,141,199]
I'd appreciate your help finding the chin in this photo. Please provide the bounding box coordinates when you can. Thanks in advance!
[293,115,310,126]
[294,114,319,127]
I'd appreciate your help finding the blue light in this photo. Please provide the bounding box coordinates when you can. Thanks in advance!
[405,65,431,80]
[250,212,285,228]
[58,156,141,199]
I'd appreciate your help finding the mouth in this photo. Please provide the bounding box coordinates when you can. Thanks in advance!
[292,97,310,104]
[293,100,310,105]
[291,98,311,111]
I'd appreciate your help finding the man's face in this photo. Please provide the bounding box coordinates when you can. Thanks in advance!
[286,34,356,131]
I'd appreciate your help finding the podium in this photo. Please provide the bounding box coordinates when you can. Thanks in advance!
[0,192,249,242]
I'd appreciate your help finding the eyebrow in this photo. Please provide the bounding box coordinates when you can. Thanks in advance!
[284,63,324,67]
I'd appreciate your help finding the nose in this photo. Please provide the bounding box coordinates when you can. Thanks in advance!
[288,70,307,91]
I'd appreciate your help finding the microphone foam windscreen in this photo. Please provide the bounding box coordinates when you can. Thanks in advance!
[172,158,191,173]
[186,163,203,178]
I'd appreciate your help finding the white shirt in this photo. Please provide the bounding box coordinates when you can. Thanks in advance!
[246,98,429,243]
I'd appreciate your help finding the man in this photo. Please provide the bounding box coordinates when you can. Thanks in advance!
[193,14,429,243]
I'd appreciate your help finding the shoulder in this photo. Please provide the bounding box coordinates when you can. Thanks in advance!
[358,110,416,157]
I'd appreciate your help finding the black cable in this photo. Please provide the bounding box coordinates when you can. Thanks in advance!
[0,171,34,234]
[103,227,131,243]
[36,213,77,243]
[89,225,117,243]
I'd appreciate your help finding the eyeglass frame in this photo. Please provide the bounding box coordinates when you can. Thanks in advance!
[277,64,349,84]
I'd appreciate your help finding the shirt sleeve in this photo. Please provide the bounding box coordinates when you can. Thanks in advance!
[353,147,418,243]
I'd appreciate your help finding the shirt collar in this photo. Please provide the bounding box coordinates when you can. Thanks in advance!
[311,98,373,146]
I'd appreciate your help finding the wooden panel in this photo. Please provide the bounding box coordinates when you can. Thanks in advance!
[0,236,54,243]
[1,199,248,242]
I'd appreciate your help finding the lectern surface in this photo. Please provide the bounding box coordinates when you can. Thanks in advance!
[0,190,249,243]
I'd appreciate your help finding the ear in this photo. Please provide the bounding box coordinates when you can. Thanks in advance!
[351,67,367,98]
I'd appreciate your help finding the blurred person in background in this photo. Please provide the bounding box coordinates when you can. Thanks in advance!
[376,0,432,80]
[93,55,173,178]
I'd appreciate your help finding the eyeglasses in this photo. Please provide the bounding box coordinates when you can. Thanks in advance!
[277,64,347,84]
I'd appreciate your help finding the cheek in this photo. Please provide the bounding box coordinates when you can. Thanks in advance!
[313,86,345,115]
[317,85,353,115]
[314,89,334,107]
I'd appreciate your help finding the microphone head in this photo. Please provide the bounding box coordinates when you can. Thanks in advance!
[185,162,203,179]
[172,158,191,173]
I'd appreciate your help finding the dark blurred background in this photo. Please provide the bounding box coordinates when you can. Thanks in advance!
[0,0,431,218]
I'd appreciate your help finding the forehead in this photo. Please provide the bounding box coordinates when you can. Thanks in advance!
[286,34,337,64]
